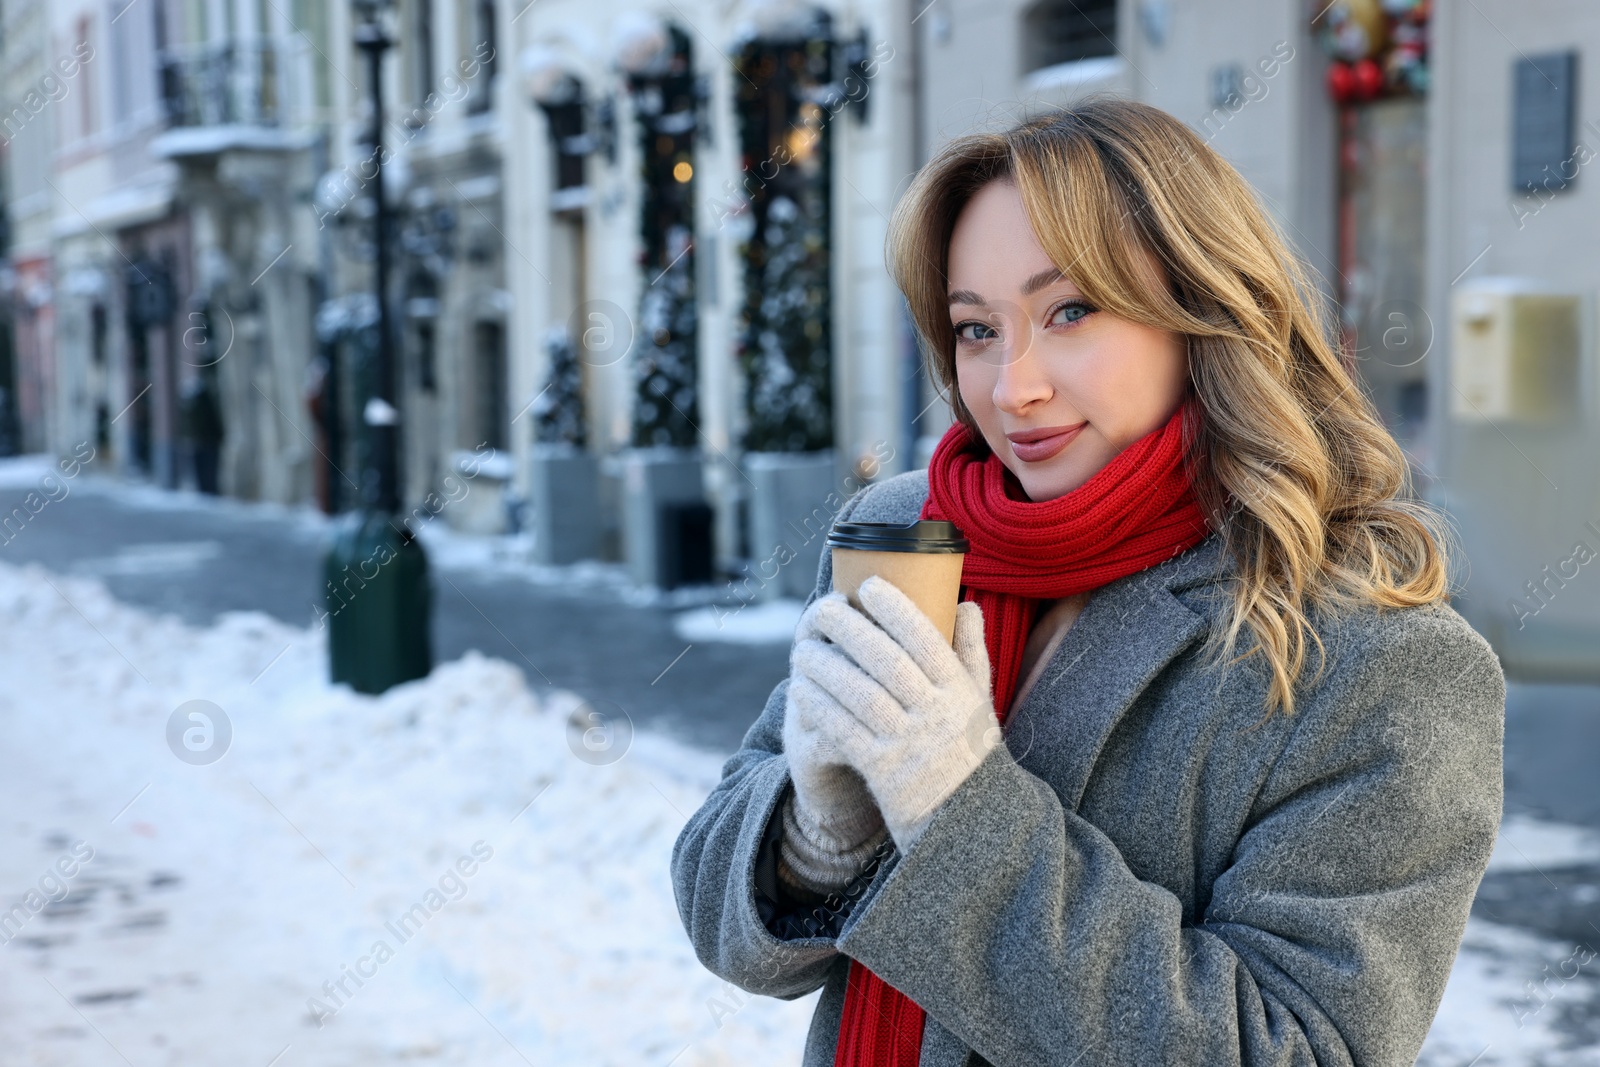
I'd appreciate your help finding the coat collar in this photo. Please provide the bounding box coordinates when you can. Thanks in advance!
[1000,529,1232,811]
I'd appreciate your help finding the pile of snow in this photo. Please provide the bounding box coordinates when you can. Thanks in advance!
[0,452,60,488]
[0,560,818,1065]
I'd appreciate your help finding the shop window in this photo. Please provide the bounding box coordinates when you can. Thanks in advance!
[731,15,838,453]
[624,24,700,448]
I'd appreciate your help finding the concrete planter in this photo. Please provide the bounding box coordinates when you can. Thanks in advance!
[744,449,837,602]
[619,447,707,589]
[445,449,512,535]
[528,443,602,565]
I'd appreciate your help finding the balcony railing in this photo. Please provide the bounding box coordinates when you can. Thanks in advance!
[158,39,311,129]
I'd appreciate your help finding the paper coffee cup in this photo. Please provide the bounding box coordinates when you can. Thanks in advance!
[825,519,970,645]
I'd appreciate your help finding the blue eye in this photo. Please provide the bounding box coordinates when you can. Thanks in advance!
[1051,301,1094,326]
[953,321,998,344]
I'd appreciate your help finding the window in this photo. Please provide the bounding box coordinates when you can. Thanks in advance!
[416,320,436,392]
[1020,0,1117,75]
[536,77,588,193]
[466,0,497,114]
[76,17,96,138]
[412,0,435,110]
[730,26,836,453]
[474,320,507,450]
[109,0,149,128]
[91,304,108,365]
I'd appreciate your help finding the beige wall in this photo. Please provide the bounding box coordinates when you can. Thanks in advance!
[1426,0,1600,676]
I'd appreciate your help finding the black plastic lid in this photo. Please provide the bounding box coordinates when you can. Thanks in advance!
[825,519,970,553]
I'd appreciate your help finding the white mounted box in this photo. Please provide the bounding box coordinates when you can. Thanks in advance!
[1449,278,1587,423]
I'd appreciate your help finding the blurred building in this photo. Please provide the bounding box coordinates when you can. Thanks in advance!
[0,0,921,582]
[149,2,326,504]
[504,0,917,582]
[0,0,327,501]
[1,0,61,457]
[376,0,511,533]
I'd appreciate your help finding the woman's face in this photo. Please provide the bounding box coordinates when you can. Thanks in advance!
[946,179,1189,502]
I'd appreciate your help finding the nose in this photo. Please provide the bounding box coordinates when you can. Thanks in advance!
[990,331,1052,415]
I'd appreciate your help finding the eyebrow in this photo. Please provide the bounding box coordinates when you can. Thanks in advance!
[947,266,1068,306]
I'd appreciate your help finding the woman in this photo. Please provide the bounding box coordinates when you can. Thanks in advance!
[670,98,1504,1067]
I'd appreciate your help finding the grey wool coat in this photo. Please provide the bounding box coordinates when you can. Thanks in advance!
[670,468,1506,1067]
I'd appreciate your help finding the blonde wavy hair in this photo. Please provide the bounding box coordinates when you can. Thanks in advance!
[887,97,1457,720]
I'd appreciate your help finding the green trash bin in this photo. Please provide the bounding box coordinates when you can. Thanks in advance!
[325,509,433,694]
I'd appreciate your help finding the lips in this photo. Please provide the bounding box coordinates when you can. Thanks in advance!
[1005,422,1085,463]
[1005,423,1085,444]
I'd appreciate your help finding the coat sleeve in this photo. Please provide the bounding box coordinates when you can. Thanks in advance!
[828,605,1507,1066]
[669,480,882,999]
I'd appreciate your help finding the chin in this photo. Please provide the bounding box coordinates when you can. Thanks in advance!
[1017,472,1086,502]
[983,429,1104,501]
[999,460,1077,502]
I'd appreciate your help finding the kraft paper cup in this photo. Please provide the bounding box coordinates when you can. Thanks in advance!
[825,519,970,645]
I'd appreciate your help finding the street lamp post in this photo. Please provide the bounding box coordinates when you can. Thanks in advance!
[323,0,432,694]
[357,9,399,514]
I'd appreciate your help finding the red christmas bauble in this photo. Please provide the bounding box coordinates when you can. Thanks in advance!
[1328,61,1356,103]
[1353,58,1385,99]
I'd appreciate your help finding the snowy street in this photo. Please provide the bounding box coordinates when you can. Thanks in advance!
[1,463,1598,1065]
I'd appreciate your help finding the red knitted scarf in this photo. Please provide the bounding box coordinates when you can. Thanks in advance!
[832,399,1213,1067]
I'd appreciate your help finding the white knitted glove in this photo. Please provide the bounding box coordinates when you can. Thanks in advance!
[779,595,891,894]
[790,576,1001,852]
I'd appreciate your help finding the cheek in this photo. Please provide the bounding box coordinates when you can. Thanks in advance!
[954,359,1006,442]
[954,357,991,413]
[1085,328,1186,443]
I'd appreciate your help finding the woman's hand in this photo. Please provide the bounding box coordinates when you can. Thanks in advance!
[790,576,1000,852]
[782,595,890,862]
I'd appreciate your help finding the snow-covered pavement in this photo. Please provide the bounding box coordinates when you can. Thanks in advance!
[0,560,816,1065]
[0,555,1597,1065]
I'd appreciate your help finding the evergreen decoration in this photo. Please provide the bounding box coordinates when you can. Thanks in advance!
[627,26,701,449]
[532,325,588,447]
[731,23,836,454]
